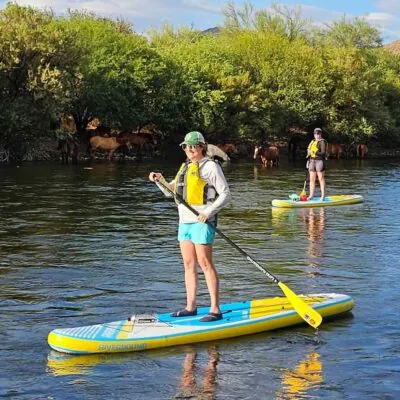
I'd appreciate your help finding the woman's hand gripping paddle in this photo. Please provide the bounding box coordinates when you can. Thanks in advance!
[154,179,322,329]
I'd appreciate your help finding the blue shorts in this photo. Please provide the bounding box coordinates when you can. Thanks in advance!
[178,223,216,244]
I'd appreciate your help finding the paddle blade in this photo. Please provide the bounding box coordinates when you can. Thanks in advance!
[299,179,307,197]
[278,282,322,328]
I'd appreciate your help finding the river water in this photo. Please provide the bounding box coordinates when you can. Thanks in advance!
[0,158,399,399]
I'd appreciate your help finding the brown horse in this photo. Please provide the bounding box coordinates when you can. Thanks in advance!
[57,139,70,165]
[254,145,280,167]
[207,144,230,162]
[326,143,345,159]
[217,143,238,156]
[356,144,368,158]
[89,134,131,161]
[124,132,157,160]
[57,136,79,165]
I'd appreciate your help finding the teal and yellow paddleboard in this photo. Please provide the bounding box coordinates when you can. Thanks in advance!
[272,195,363,208]
[48,293,354,354]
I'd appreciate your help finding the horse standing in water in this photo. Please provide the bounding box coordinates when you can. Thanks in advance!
[206,144,230,162]
[216,143,239,158]
[123,132,158,160]
[57,139,70,165]
[254,145,280,167]
[88,134,131,161]
[57,136,79,165]
[356,144,368,158]
[326,143,345,159]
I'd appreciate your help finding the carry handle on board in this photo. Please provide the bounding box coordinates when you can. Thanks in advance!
[154,179,322,329]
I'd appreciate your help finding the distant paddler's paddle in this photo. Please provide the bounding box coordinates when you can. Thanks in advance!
[154,178,322,329]
[299,168,308,201]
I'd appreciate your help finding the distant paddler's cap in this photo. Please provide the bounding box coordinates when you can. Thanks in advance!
[313,128,322,135]
[180,131,206,146]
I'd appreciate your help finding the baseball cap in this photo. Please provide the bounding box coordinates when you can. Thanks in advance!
[179,131,206,146]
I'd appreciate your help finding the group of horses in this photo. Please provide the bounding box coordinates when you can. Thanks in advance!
[57,131,368,166]
[89,131,158,161]
[253,141,368,167]
[57,130,158,164]
[319,143,368,159]
[287,134,368,162]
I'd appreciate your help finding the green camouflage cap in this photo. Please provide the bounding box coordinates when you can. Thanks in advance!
[180,131,206,146]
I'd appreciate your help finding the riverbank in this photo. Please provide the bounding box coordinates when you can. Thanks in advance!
[1,138,400,164]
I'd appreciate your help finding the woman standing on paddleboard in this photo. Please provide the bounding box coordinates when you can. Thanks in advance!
[149,131,231,322]
[306,128,327,201]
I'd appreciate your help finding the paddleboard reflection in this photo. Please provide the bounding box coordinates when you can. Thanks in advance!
[276,351,323,399]
[47,345,219,399]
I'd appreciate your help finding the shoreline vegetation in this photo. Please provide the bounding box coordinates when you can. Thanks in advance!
[1,2,400,163]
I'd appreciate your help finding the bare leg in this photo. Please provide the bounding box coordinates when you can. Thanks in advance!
[308,171,316,200]
[195,244,220,314]
[180,240,198,311]
[317,171,326,201]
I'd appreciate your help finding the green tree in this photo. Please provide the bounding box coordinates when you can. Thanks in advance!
[0,4,73,160]
[317,17,382,49]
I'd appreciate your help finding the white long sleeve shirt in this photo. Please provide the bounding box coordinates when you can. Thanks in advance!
[156,157,231,223]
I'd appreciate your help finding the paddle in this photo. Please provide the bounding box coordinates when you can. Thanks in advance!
[299,168,309,200]
[154,179,322,329]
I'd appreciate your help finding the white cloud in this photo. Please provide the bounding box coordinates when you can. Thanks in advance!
[182,0,224,14]
[278,3,400,42]
[376,0,400,14]
[365,12,397,22]
[13,0,223,30]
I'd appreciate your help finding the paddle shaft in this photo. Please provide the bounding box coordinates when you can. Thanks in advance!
[302,165,309,193]
[158,181,279,284]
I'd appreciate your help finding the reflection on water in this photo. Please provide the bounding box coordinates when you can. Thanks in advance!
[47,351,102,376]
[173,345,219,400]
[277,351,323,399]
[271,207,325,273]
[47,344,322,400]
[301,208,325,265]
[47,345,220,400]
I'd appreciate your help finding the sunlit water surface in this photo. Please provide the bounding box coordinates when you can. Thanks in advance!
[0,158,399,399]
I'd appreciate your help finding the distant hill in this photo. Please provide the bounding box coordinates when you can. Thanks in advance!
[384,40,400,55]
[201,27,221,35]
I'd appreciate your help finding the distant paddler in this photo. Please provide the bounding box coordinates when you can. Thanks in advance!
[306,128,327,201]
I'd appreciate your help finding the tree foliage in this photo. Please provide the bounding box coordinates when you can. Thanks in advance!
[1,2,400,161]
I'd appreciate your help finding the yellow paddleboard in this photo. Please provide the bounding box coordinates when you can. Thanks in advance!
[48,293,354,354]
[272,195,363,208]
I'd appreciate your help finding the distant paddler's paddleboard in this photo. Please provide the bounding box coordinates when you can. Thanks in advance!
[48,293,354,354]
[272,195,363,208]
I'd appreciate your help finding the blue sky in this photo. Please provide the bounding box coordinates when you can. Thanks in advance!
[2,0,400,42]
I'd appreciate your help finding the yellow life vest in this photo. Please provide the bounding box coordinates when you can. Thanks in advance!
[308,139,319,158]
[308,139,327,159]
[174,160,212,205]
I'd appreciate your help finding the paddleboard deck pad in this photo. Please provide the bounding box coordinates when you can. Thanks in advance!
[48,293,354,354]
[272,195,363,208]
